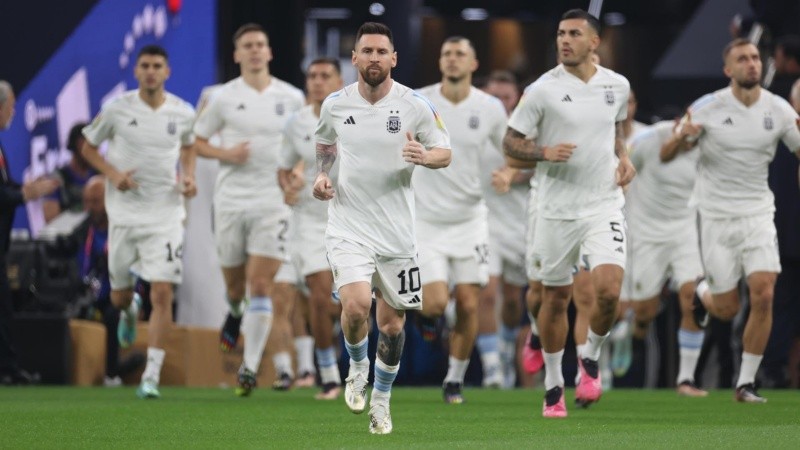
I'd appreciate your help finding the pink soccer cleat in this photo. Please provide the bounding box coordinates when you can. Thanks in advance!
[523,332,544,374]
[575,357,602,407]
[542,386,567,418]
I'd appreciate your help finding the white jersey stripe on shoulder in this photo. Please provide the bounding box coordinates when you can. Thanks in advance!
[689,94,716,113]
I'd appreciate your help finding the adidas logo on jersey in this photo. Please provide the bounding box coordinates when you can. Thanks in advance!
[722,117,733,125]
[409,295,421,304]
[236,103,246,110]
[128,119,137,126]
[344,116,356,125]
[561,95,572,102]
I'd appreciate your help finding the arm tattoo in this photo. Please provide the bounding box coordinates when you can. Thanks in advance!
[377,330,405,366]
[316,142,337,176]
[614,122,627,158]
[503,128,545,161]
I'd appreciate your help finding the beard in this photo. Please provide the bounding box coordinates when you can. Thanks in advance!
[737,78,760,89]
[360,65,389,87]
[445,74,466,84]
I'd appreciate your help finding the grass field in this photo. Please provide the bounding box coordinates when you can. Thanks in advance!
[1,387,798,448]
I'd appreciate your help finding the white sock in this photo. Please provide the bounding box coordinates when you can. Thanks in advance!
[678,347,701,384]
[228,295,246,318]
[320,364,341,385]
[124,295,140,319]
[141,347,165,384]
[576,343,587,359]
[273,351,294,378]
[242,297,273,372]
[543,349,565,390]
[480,352,501,382]
[527,311,539,336]
[294,336,316,375]
[584,328,610,361]
[736,352,763,388]
[443,356,469,385]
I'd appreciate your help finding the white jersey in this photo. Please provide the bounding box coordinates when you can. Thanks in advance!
[279,104,339,221]
[626,121,699,242]
[82,90,194,226]
[193,76,304,212]
[481,139,528,243]
[688,87,800,219]
[413,84,506,222]
[508,64,629,219]
[316,81,451,257]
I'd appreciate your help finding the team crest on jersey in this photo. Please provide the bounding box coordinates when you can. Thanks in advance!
[468,115,479,129]
[604,88,615,106]
[763,114,773,130]
[167,119,177,135]
[275,102,285,116]
[386,110,401,133]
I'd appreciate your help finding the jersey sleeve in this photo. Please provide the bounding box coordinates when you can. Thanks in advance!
[488,98,508,156]
[615,84,630,122]
[628,129,653,171]
[82,103,116,146]
[777,97,800,152]
[181,105,196,147]
[193,92,224,139]
[410,92,450,150]
[278,117,302,170]
[315,97,338,145]
[507,84,543,136]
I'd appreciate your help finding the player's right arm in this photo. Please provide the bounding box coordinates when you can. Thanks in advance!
[81,107,137,191]
[502,128,575,167]
[660,111,703,162]
[312,142,337,201]
[194,138,250,165]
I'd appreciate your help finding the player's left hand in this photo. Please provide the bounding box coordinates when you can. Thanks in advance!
[615,156,636,187]
[403,131,428,166]
[181,175,197,198]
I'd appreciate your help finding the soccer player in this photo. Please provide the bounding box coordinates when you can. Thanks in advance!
[193,23,304,396]
[314,22,451,434]
[479,71,529,388]
[278,57,345,400]
[503,9,634,417]
[80,45,197,398]
[414,37,507,401]
[623,120,706,396]
[667,38,800,403]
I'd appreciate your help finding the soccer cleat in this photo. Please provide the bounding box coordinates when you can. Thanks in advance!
[735,383,767,403]
[522,332,544,374]
[294,371,315,388]
[677,380,709,397]
[136,379,160,399]
[344,371,369,414]
[692,279,710,329]
[443,382,465,404]
[368,401,393,435]
[117,294,141,349]
[314,383,341,400]
[575,357,602,407]
[482,369,503,389]
[542,386,567,418]
[219,313,243,353]
[235,364,257,397]
[272,372,293,391]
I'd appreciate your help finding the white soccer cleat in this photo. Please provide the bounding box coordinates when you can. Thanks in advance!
[368,401,393,435]
[344,371,368,414]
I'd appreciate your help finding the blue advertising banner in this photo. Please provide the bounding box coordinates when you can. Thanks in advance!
[2,0,215,232]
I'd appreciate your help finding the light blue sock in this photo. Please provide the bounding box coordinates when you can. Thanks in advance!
[316,347,337,369]
[373,357,399,393]
[345,335,368,363]
[500,325,518,345]
[476,333,499,355]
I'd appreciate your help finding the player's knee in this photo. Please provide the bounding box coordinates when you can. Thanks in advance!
[456,297,479,318]
[595,282,621,305]
[248,278,271,297]
[543,295,570,315]
[111,290,133,309]
[749,295,773,317]
[149,284,173,308]
[422,297,447,318]
[341,300,370,324]
[715,301,740,321]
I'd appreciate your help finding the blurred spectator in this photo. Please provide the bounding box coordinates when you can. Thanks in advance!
[774,35,800,76]
[483,70,521,116]
[731,0,800,41]
[75,176,144,386]
[42,122,97,223]
[0,80,58,385]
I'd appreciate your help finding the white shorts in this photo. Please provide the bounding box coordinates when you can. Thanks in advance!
[290,217,331,277]
[525,190,540,282]
[326,236,423,311]
[108,221,184,290]
[488,233,527,287]
[623,228,703,301]
[417,216,489,286]
[213,208,290,267]
[700,213,781,294]
[531,210,627,286]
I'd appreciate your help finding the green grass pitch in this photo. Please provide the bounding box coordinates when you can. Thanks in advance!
[1,387,798,448]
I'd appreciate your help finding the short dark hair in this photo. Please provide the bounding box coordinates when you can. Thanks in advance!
[355,22,393,48]
[443,36,476,55]
[308,57,341,75]
[722,37,755,61]
[777,35,800,63]
[137,45,168,62]
[561,9,601,35]
[487,70,518,86]
[233,23,268,46]
[67,123,88,153]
